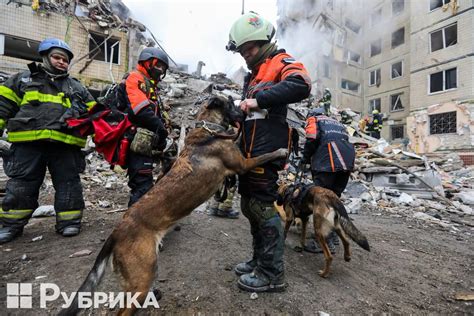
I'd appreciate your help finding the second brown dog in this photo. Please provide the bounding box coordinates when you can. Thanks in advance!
[276,182,370,278]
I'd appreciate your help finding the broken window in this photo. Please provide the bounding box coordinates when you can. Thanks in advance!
[323,61,330,78]
[369,98,381,112]
[430,0,450,11]
[345,18,361,34]
[429,111,457,134]
[89,33,120,64]
[391,61,403,79]
[391,27,405,48]
[346,50,361,63]
[429,68,457,93]
[390,93,404,111]
[392,0,404,15]
[369,68,381,86]
[430,23,457,52]
[341,79,360,92]
[370,39,382,57]
[371,8,382,26]
[391,125,404,140]
[0,34,41,62]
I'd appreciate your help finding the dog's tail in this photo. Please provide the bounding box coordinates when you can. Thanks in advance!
[58,235,115,316]
[332,200,370,252]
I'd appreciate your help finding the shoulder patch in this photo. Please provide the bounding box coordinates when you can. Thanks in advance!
[282,57,296,64]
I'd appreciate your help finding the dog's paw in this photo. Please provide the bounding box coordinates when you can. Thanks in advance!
[275,148,288,158]
[344,255,351,262]
[293,245,303,252]
[318,270,330,278]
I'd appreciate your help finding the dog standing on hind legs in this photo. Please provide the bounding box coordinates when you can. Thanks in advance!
[276,183,370,278]
[59,95,288,316]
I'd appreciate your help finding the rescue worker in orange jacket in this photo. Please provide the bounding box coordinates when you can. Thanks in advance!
[302,107,355,253]
[226,12,311,292]
[118,47,169,206]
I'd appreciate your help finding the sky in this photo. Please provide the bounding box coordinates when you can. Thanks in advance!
[121,0,278,76]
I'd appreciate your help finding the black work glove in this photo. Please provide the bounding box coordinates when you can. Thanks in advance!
[152,128,168,151]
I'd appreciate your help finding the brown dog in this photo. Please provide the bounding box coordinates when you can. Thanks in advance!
[276,182,370,278]
[60,96,288,315]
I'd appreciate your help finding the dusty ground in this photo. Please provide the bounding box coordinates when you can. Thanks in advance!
[0,177,473,315]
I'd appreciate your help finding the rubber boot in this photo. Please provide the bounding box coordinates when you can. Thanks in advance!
[0,227,23,244]
[235,222,262,276]
[238,216,286,292]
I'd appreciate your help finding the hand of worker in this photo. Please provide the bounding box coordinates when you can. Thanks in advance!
[239,98,259,115]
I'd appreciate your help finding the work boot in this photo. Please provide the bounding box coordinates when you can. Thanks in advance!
[61,226,80,237]
[238,270,286,293]
[0,227,23,244]
[235,259,257,276]
[208,207,239,219]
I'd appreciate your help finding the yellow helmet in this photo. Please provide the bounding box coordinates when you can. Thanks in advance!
[372,109,379,115]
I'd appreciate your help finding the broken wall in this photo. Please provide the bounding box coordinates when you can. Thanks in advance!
[407,101,474,154]
[0,0,130,91]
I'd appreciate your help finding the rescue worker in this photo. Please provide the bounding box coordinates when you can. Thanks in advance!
[319,88,331,115]
[340,110,352,125]
[207,186,239,219]
[118,47,170,206]
[226,12,311,292]
[301,107,356,253]
[0,38,96,243]
[366,109,382,139]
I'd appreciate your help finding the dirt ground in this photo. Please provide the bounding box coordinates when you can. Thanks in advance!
[0,177,473,315]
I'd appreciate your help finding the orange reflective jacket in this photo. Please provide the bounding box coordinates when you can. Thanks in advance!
[124,64,158,114]
[246,52,311,98]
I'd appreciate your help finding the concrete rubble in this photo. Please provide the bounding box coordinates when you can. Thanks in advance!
[0,68,472,234]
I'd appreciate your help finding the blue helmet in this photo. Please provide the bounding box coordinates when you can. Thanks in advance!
[38,38,74,60]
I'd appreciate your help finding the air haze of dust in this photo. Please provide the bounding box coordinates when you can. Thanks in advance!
[122,0,278,77]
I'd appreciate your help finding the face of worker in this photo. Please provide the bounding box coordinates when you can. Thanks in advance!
[150,59,168,81]
[49,52,69,72]
[238,41,260,65]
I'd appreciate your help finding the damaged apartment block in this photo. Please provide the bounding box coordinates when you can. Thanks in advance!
[0,0,157,96]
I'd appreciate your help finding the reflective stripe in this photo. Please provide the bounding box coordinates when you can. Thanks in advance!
[0,208,33,219]
[86,100,96,110]
[20,91,72,108]
[57,210,82,221]
[133,99,150,114]
[327,143,335,172]
[8,130,86,147]
[331,141,348,171]
[0,118,5,130]
[0,86,22,104]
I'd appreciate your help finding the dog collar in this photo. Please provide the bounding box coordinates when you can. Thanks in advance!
[195,120,227,135]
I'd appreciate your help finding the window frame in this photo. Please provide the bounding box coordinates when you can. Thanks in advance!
[391,27,405,48]
[370,38,382,57]
[392,0,405,16]
[341,79,360,93]
[369,98,381,112]
[371,8,382,27]
[390,92,404,112]
[391,60,403,80]
[345,18,361,34]
[0,34,42,62]
[429,0,450,12]
[390,125,405,140]
[88,33,121,65]
[428,67,458,95]
[429,22,458,53]
[369,68,381,87]
[429,111,457,135]
[346,49,361,64]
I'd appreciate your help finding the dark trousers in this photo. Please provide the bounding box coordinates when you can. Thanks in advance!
[311,171,351,197]
[127,151,154,206]
[1,142,85,232]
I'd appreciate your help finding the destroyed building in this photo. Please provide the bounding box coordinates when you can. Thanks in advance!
[0,0,155,96]
[276,0,473,162]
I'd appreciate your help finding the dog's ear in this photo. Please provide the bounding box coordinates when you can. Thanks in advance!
[206,96,224,109]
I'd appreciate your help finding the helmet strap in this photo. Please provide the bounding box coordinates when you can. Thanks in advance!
[246,42,277,71]
[41,49,69,78]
